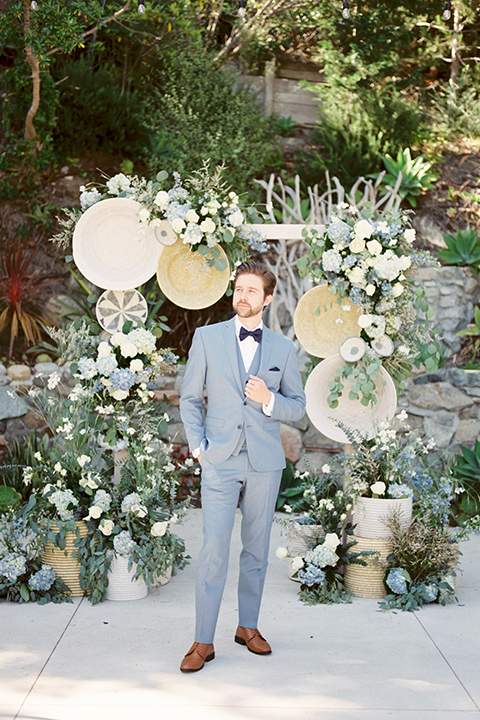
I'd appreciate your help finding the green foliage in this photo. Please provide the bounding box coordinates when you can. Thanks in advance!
[457,306,480,338]
[0,486,22,514]
[432,72,480,139]
[52,60,146,155]
[452,440,480,498]
[296,84,426,190]
[140,49,282,198]
[1,432,52,499]
[373,148,438,207]
[437,228,480,273]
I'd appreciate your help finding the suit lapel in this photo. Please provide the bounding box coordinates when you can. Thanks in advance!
[258,325,274,378]
[223,318,244,395]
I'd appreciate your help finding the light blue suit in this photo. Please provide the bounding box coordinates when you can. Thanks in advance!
[180,316,306,643]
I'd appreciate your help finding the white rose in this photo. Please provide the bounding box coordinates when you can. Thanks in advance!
[370,481,386,496]
[88,505,102,519]
[151,521,168,537]
[86,473,99,490]
[321,464,331,473]
[138,208,150,223]
[229,209,244,227]
[97,341,111,357]
[154,190,169,210]
[365,283,376,296]
[185,208,199,224]
[99,519,114,536]
[404,228,416,243]
[120,342,137,358]
[358,314,373,328]
[354,219,374,241]
[324,533,341,550]
[200,218,216,234]
[171,218,186,234]
[111,389,129,401]
[391,283,404,297]
[132,504,147,518]
[130,359,143,373]
[348,266,365,285]
[291,556,304,572]
[400,256,412,270]
[366,239,382,256]
[276,546,288,560]
[111,332,128,347]
[54,462,63,473]
[77,454,91,468]
[349,237,365,253]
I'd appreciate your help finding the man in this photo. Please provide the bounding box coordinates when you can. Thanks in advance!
[179,260,306,673]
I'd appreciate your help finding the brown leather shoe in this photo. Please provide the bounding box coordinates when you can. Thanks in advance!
[180,642,215,673]
[234,626,272,655]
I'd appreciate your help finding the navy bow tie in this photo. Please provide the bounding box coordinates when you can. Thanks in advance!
[239,327,262,343]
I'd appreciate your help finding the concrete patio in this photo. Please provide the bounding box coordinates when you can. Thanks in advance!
[1,508,480,720]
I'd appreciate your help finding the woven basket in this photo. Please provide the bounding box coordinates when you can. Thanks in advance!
[41,521,88,597]
[287,524,324,581]
[353,496,412,539]
[344,534,392,599]
[152,564,173,588]
[106,554,148,601]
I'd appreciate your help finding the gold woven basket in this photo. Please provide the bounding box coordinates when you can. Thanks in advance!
[42,521,88,597]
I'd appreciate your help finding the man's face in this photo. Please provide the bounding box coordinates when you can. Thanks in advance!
[233,273,272,319]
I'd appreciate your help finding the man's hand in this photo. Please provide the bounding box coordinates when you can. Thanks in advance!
[245,375,272,405]
[197,454,202,466]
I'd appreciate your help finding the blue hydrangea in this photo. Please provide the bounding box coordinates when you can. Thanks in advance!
[96,355,118,377]
[165,200,190,222]
[0,553,27,583]
[109,368,137,391]
[327,219,351,244]
[113,530,137,556]
[343,254,358,268]
[386,567,408,595]
[305,544,338,569]
[422,583,439,603]
[29,564,56,592]
[298,565,326,587]
[77,357,97,380]
[93,489,112,512]
[349,287,364,306]
[388,483,413,499]
[48,489,79,521]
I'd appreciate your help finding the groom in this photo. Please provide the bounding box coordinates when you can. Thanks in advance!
[179,260,306,672]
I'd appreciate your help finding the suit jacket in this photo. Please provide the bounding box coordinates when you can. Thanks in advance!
[179,317,306,471]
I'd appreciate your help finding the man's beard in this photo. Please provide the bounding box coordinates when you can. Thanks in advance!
[233,300,265,318]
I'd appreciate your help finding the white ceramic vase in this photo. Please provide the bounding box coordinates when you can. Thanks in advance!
[353,496,412,539]
[106,554,148,601]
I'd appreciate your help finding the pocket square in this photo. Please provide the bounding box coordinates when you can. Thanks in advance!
[269,366,280,372]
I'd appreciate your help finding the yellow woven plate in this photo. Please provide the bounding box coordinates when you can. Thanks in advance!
[157,240,230,309]
[294,285,363,358]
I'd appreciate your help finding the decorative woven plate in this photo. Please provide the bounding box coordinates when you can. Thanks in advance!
[95,289,148,333]
[157,240,230,309]
[304,354,397,443]
[294,285,363,358]
[73,198,163,290]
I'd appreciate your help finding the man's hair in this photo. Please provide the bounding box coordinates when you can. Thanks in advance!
[234,260,276,297]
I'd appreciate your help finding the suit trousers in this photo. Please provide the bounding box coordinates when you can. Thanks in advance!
[194,450,282,644]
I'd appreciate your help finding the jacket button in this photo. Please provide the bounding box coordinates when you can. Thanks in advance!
[237,424,242,429]
[243,401,247,406]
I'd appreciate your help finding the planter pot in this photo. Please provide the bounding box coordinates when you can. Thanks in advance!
[106,554,148,601]
[152,564,173,588]
[344,534,392,599]
[41,521,88,597]
[353,496,412,539]
[287,523,324,582]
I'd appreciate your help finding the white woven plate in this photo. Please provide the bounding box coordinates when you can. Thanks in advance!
[73,198,163,289]
[305,354,397,443]
[95,289,148,333]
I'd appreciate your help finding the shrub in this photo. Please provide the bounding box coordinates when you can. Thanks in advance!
[295,83,427,190]
[51,59,146,155]
[140,50,282,198]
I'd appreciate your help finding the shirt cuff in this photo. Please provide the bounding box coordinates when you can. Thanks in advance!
[262,392,275,417]
[192,447,201,458]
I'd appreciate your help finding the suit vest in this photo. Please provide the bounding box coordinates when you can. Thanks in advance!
[230,337,261,456]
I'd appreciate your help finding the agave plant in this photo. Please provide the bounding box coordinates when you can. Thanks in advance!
[373,148,438,207]
[437,228,480,273]
[0,239,60,358]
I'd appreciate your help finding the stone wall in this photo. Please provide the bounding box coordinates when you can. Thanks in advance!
[1,267,479,474]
